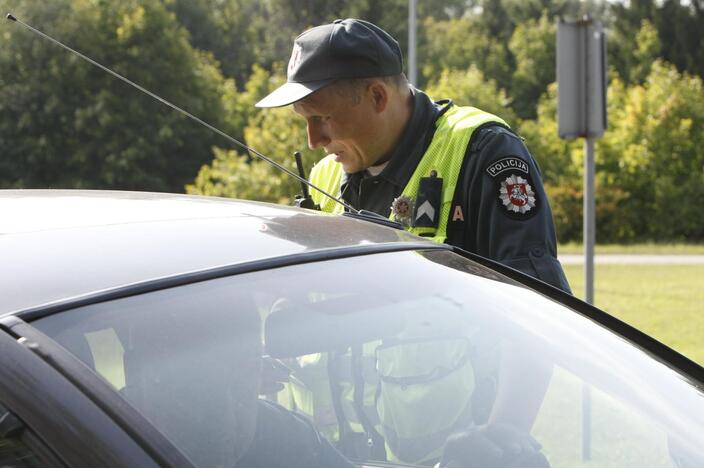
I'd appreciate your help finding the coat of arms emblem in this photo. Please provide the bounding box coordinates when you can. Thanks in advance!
[499,174,536,214]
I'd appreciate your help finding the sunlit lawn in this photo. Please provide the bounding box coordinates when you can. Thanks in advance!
[563,264,704,366]
[559,243,704,255]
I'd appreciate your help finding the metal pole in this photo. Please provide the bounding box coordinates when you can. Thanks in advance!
[580,16,596,460]
[582,136,595,461]
[408,0,417,86]
[584,137,595,305]
[582,382,592,460]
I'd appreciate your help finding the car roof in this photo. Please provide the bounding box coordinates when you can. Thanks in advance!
[0,190,430,315]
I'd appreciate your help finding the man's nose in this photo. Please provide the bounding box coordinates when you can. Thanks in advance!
[307,122,331,150]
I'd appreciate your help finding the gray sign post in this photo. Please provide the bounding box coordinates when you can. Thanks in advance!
[408,0,417,86]
[557,16,607,461]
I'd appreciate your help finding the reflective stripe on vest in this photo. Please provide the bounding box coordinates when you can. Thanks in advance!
[308,105,507,243]
[309,155,345,214]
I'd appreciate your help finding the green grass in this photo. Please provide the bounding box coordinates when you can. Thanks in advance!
[563,264,704,366]
[558,243,704,255]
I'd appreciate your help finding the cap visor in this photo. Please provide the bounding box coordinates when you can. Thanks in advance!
[255,79,333,108]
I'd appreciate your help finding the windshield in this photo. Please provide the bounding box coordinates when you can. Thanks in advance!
[33,250,704,468]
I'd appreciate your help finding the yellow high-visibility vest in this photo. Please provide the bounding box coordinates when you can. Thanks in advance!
[309,104,507,244]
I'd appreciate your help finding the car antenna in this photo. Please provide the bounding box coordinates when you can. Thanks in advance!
[4,13,366,217]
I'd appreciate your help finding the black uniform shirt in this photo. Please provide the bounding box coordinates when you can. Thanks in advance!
[340,89,570,293]
[235,399,355,468]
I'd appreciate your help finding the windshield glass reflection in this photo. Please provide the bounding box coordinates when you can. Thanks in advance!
[33,250,704,468]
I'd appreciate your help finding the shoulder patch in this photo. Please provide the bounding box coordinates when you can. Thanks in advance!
[485,157,529,178]
[485,156,538,219]
[499,174,536,216]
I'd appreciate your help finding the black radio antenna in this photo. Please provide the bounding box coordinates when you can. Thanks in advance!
[5,13,358,214]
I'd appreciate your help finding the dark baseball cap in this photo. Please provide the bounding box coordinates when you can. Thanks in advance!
[255,18,403,108]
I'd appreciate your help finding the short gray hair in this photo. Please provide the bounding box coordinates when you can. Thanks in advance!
[332,74,410,104]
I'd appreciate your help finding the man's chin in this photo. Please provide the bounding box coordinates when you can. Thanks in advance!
[333,153,356,173]
[337,160,362,174]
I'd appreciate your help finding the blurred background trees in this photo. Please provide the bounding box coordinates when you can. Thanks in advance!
[0,0,235,191]
[1,0,703,242]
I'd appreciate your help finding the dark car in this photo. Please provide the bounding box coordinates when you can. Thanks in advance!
[1,190,703,468]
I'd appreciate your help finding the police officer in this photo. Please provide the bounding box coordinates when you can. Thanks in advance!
[256,18,569,294]
[256,18,565,468]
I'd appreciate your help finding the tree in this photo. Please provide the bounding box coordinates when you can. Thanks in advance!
[164,0,471,90]
[164,0,264,85]
[598,61,704,240]
[654,0,704,78]
[501,0,594,25]
[607,0,704,82]
[629,20,661,84]
[607,1,656,84]
[0,0,232,192]
[425,66,518,126]
[522,62,704,243]
[187,67,324,203]
[419,16,513,90]
[508,13,556,119]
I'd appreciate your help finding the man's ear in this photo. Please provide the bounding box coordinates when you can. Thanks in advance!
[367,81,389,113]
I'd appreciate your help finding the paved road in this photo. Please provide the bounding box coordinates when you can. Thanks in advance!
[558,254,704,265]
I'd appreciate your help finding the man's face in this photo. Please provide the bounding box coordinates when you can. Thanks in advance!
[294,83,383,173]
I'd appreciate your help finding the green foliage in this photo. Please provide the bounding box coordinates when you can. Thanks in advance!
[598,61,704,241]
[416,0,593,115]
[525,61,704,243]
[165,0,469,88]
[164,0,259,84]
[187,67,324,203]
[187,147,286,202]
[508,13,555,119]
[419,16,513,92]
[517,58,704,244]
[0,0,231,191]
[608,0,704,82]
[608,18,662,85]
[425,66,517,126]
[1,0,703,242]
[630,20,661,83]
[501,0,599,25]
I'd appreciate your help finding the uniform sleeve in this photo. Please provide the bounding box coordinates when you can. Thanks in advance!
[450,125,571,293]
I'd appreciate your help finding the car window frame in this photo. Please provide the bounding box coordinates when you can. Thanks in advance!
[8,239,704,392]
[6,243,704,467]
[10,242,446,322]
[0,402,65,467]
[0,317,195,468]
